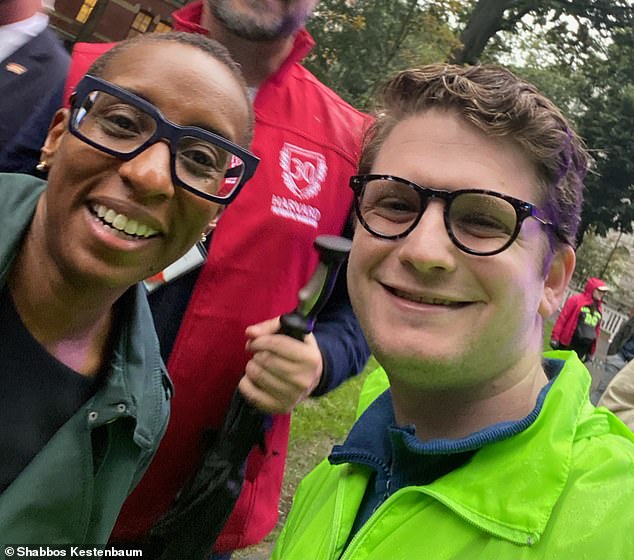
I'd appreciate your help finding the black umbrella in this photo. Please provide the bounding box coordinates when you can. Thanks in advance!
[144,235,352,560]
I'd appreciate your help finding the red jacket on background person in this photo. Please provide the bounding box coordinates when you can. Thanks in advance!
[61,2,370,553]
[551,277,608,357]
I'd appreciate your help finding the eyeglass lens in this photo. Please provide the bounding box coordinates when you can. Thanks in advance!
[358,178,519,254]
[72,90,246,200]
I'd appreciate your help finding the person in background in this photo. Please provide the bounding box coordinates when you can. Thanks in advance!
[59,1,371,556]
[0,31,257,543]
[595,310,634,409]
[598,356,634,431]
[550,277,609,362]
[597,311,634,395]
[0,0,69,174]
[272,64,634,560]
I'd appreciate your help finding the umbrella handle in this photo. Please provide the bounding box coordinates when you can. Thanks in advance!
[279,234,352,340]
[145,235,352,559]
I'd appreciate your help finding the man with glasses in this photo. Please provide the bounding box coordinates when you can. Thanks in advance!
[272,65,634,559]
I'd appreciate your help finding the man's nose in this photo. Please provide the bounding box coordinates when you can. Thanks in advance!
[118,141,175,200]
[397,199,457,273]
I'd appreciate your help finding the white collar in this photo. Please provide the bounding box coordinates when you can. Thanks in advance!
[0,12,49,63]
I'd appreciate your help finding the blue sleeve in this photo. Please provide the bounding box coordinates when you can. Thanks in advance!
[311,221,370,395]
[0,80,65,176]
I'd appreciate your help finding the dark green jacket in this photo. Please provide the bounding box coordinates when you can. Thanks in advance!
[0,174,172,544]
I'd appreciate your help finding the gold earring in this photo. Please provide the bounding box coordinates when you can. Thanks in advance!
[200,231,208,243]
[36,160,49,172]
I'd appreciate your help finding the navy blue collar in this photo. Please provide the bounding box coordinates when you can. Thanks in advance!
[330,358,565,474]
[329,358,565,542]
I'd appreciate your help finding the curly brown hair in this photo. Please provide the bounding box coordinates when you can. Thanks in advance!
[359,64,589,247]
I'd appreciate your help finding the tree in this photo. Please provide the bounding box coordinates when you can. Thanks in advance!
[451,0,634,64]
[306,0,462,108]
[574,229,634,309]
[576,27,634,238]
[454,9,634,239]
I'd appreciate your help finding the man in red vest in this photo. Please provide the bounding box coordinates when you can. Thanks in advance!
[62,1,371,557]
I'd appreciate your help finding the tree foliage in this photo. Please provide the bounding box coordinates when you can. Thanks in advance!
[452,0,634,64]
[493,21,634,239]
[305,0,462,108]
[574,229,633,309]
[576,28,634,237]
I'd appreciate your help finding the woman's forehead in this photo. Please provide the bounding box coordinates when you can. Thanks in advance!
[100,41,227,85]
[99,42,250,142]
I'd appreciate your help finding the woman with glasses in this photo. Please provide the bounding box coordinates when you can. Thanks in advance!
[272,65,634,559]
[0,32,257,544]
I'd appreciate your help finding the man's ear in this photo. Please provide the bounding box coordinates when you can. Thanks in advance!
[539,244,576,318]
[41,108,70,169]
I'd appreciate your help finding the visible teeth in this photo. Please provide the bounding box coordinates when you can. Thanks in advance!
[124,219,139,235]
[394,289,456,305]
[113,214,127,230]
[92,204,158,238]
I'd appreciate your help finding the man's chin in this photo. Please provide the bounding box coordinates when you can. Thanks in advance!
[211,0,314,41]
[212,4,285,41]
[375,349,466,382]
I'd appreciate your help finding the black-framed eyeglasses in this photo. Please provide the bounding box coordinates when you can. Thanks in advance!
[350,174,556,256]
[69,75,259,204]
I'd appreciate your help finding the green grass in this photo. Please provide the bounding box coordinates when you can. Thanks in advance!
[277,358,375,526]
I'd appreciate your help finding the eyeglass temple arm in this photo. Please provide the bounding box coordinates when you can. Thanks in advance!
[224,164,244,178]
[530,207,573,246]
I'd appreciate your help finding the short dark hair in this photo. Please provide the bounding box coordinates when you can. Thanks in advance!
[360,64,590,247]
[85,31,254,147]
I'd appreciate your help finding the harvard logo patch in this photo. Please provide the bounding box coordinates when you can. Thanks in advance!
[279,142,327,200]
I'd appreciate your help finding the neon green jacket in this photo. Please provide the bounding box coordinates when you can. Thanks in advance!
[273,352,634,559]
